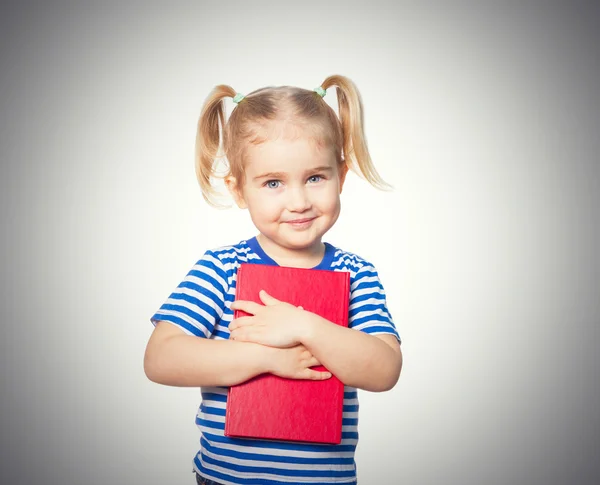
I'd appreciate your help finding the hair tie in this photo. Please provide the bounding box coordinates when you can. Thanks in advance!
[232,93,245,104]
[313,86,327,98]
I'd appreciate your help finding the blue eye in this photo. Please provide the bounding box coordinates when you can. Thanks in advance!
[265,180,280,189]
[308,175,322,183]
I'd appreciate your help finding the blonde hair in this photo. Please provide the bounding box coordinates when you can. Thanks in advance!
[195,75,389,206]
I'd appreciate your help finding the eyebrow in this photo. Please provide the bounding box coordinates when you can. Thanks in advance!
[253,171,287,181]
[253,166,335,182]
[309,166,335,174]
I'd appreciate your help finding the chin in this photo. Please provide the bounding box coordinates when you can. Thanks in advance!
[283,237,324,251]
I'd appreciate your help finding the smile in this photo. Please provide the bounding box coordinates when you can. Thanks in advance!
[284,217,316,228]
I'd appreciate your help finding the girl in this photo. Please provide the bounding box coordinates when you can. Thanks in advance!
[144,75,402,485]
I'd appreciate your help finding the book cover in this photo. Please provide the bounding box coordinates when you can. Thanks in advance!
[224,263,350,444]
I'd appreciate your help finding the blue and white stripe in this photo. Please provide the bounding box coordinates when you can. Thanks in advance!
[151,238,399,484]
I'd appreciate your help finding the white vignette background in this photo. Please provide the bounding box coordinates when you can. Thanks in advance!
[1,1,599,485]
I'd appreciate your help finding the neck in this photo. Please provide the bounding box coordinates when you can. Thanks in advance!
[256,234,325,268]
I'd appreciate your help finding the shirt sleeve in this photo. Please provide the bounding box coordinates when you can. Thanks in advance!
[348,263,401,343]
[150,250,228,338]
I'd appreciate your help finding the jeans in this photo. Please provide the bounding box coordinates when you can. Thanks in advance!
[195,472,224,485]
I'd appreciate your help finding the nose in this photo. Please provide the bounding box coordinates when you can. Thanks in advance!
[286,186,311,212]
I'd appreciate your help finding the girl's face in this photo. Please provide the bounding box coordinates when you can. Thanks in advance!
[227,131,347,265]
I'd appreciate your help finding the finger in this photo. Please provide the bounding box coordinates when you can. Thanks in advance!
[229,329,257,343]
[229,316,254,331]
[307,356,321,367]
[304,369,332,380]
[298,348,317,363]
[230,299,263,315]
[259,290,281,306]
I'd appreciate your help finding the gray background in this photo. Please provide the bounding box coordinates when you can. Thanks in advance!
[1,1,599,484]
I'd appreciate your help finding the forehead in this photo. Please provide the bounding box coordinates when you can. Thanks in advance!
[247,116,329,145]
[243,122,336,174]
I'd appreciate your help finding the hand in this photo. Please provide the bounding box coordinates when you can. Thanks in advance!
[229,290,312,348]
[270,345,332,381]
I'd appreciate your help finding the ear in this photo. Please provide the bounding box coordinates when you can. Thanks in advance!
[224,176,248,209]
[338,161,349,194]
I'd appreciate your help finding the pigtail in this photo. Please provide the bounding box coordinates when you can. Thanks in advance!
[321,75,391,190]
[195,84,237,206]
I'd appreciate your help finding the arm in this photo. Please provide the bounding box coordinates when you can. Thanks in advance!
[229,294,402,391]
[300,316,402,392]
[144,321,271,387]
[144,321,331,387]
[229,264,402,392]
[145,252,266,387]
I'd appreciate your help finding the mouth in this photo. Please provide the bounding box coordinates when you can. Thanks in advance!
[286,217,315,224]
[284,217,317,228]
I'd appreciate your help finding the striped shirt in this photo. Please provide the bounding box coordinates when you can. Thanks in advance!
[151,237,400,485]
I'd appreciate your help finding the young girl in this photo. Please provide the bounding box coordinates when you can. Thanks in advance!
[144,75,402,485]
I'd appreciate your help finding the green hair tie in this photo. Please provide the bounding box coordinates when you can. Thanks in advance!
[233,93,245,104]
[314,86,327,98]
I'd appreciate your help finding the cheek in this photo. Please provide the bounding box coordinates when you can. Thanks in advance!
[319,186,342,212]
[331,196,342,216]
[247,193,281,219]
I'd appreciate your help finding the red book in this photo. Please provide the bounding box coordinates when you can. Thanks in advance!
[224,263,350,444]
